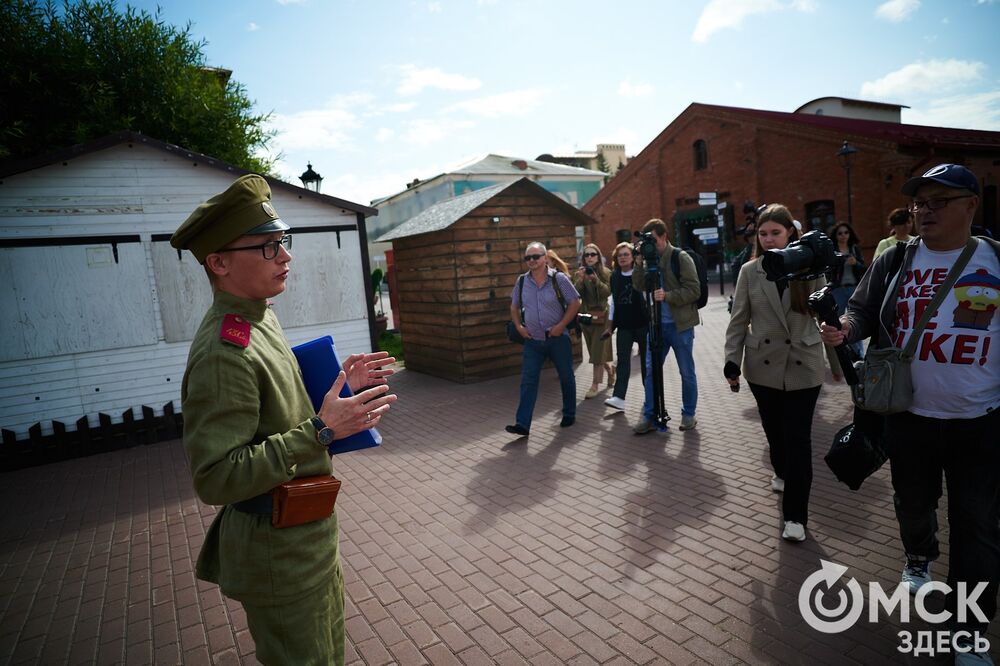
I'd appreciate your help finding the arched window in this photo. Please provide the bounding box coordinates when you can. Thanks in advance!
[693,140,708,171]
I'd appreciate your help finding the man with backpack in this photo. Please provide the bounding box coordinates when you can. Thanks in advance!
[632,219,702,433]
[506,242,581,437]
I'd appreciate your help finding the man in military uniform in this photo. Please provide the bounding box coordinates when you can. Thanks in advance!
[171,174,397,665]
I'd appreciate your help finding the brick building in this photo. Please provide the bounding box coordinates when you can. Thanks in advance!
[583,101,1000,269]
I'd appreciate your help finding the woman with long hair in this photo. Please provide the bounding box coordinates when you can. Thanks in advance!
[546,248,570,275]
[829,221,867,358]
[572,243,614,398]
[724,204,841,543]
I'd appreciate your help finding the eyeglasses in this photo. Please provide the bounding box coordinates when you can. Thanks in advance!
[583,252,599,257]
[216,234,292,260]
[524,254,544,262]
[909,195,973,213]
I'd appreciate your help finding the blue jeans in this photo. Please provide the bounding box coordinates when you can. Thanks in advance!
[515,334,576,429]
[642,323,698,421]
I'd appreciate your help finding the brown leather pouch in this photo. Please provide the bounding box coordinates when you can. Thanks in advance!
[271,475,341,528]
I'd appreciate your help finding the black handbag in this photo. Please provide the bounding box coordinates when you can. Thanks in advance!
[505,320,525,345]
[825,407,888,491]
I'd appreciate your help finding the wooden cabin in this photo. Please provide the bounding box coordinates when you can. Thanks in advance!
[377,178,596,383]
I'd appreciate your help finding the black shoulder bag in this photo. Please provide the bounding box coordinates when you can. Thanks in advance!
[505,274,527,344]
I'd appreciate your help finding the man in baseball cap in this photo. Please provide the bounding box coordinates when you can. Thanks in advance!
[821,163,1000,659]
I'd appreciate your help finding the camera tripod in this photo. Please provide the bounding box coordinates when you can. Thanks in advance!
[643,265,670,430]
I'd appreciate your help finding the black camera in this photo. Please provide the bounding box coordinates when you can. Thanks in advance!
[585,266,595,275]
[760,230,845,282]
[633,231,659,263]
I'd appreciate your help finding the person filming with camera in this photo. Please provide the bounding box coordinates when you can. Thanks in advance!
[573,243,614,399]
[725,204,842,543]
[820,164,999,659]
[631,218,701,434]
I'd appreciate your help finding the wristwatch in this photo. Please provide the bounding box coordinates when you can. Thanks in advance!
[310,416,335,448]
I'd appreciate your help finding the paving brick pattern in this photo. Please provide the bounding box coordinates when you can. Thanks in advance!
[1,294,997,665]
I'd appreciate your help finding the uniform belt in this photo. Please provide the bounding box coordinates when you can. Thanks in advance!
[231,492,272,515]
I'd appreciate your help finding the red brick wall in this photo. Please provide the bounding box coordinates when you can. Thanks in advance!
[585,109,1000,263]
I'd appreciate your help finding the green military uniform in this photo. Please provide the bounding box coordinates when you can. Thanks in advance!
[173,175,345,665]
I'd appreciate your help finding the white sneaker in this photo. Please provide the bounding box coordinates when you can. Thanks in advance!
[679,415,697,431]
[771,475,785,493]
[782,521,806,542]
[604,396,626,411]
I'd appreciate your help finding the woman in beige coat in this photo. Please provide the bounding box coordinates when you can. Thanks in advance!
[724,204,841,543]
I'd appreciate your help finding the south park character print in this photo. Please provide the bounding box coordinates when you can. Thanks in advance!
[952,268,1000,331]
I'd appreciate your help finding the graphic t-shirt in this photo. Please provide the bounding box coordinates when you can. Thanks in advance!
[891,242,1000,419]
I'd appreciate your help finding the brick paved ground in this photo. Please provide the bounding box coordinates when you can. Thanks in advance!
[1,293,997,665]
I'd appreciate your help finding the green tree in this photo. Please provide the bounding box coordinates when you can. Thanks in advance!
[595,153,610,174]
[0,0,276,172]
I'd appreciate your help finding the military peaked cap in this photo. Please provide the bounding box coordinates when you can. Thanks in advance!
[171,174,289,263]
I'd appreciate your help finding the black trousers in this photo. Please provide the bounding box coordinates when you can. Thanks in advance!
[612,325,647,400]
[887,408,1000,634]
[747,382,821,525]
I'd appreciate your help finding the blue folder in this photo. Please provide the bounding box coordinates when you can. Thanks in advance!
[291,335,382,456]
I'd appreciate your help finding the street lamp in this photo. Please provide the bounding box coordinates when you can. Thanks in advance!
[836,141,858,226]
[299,163,323,193]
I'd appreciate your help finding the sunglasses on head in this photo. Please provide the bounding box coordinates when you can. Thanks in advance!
[524,254,545,261]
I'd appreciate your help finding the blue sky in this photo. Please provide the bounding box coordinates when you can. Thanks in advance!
[126,0,1000,206]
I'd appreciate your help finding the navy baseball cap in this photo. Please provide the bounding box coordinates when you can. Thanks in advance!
[901,163,980,196]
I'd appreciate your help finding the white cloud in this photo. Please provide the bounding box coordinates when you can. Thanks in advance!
[266,93,378,152]
[268,107,361,151]
[383,102,417,113]
[875,0,920,22]
[691,0,815,43]
[618,81,654,98]
[444,89,547,118]
[904,90,1000,130]
[375,128,395,143]
[247,22,260,31]
[396,65,481,96]
[401,119,449,145]
[860,59,985,98]
[399,118,474,146]
[428,1,442,12]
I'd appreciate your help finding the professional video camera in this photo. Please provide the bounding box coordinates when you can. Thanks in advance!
[761,229,859,382]
[760,230,845,283]
[634,231,659,264]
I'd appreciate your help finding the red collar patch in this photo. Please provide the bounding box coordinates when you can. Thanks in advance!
[220,313,251,348]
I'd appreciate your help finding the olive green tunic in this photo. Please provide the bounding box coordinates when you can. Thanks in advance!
[181,290,344,663]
